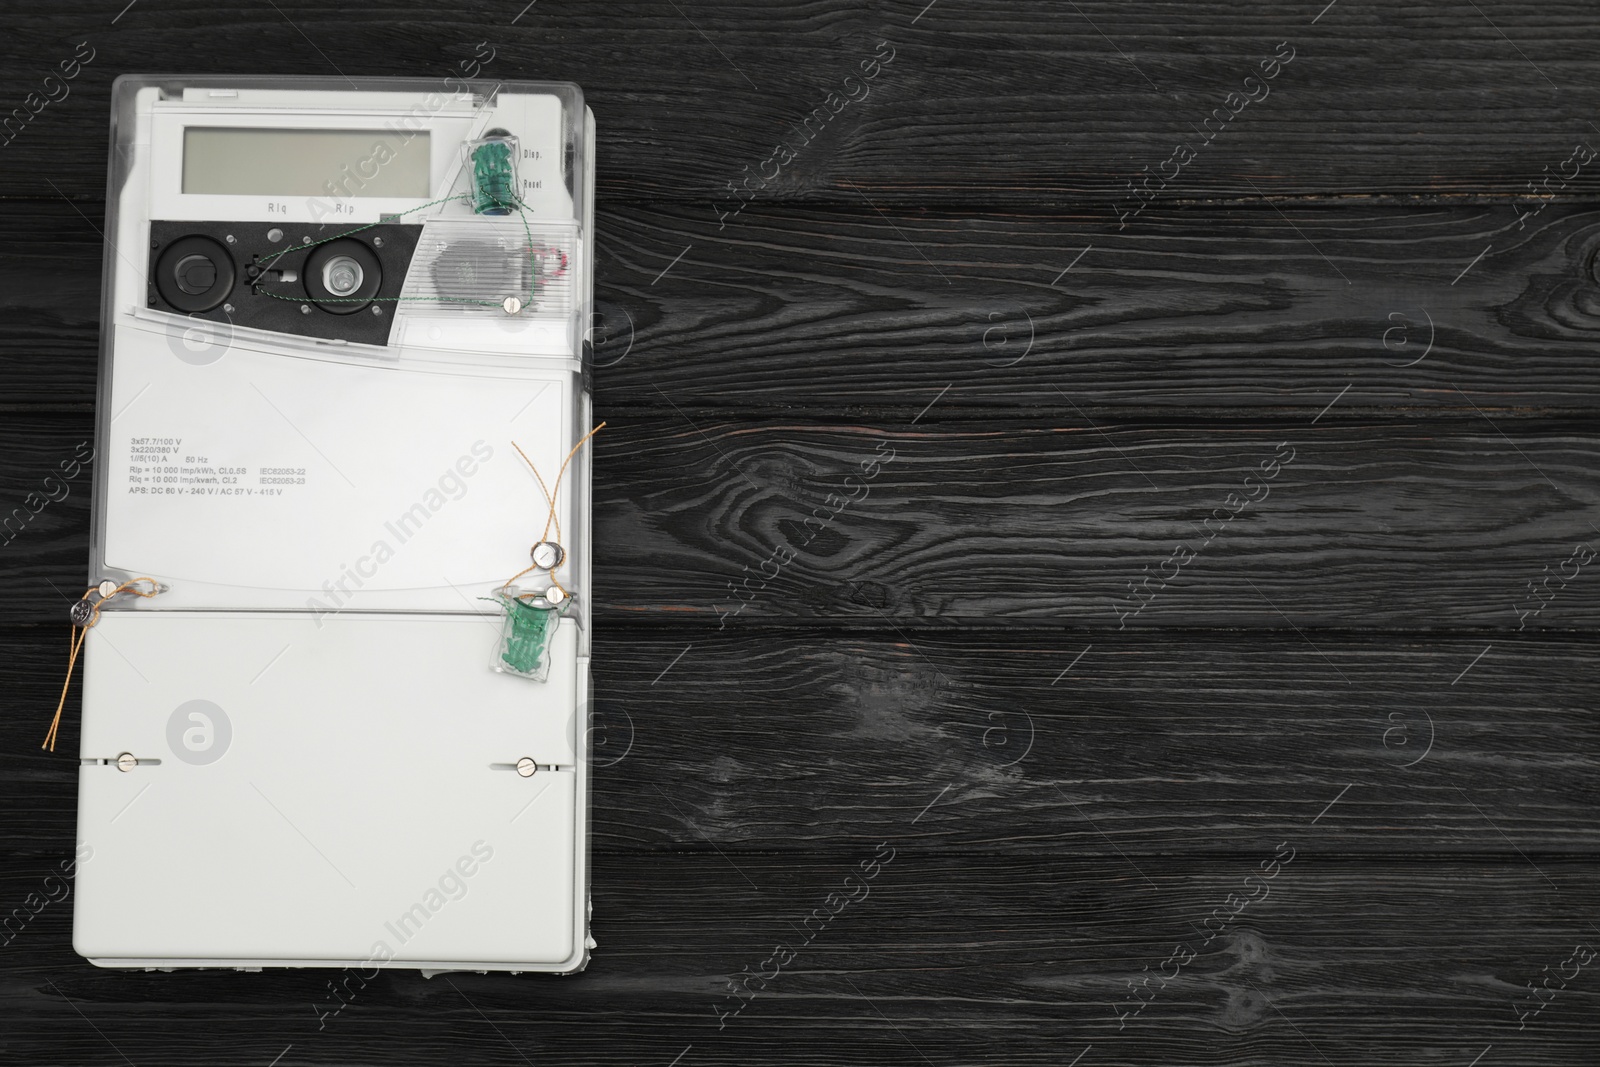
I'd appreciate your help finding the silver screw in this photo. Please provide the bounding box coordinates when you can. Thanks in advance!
[267,227,284,243]
[70,600,94,626]
[97,579,119,598]
[371,306,383,316]
[373,236,385,248]
[116,753,137,772]
[545,585,567,606]
[516,757,537,777]
[225,234,236,244]
[531,541,564,569]
[503,296,522,315]
[223,303,235,314]
[300,304,313,315]
[302,236,312,244]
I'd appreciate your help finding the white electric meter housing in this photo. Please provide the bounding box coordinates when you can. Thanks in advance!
[74,76,596,973]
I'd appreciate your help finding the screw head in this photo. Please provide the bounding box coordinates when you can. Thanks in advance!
[223,303,235,314]
[97,579,119,598]
[503,296,522,315]
[531,541,564,569]
[116,753,137,772]
[267,227,284,243]
[516,757,537,777]
[70,600,94,626]
[300,304,313,315]
[545,585,567,606]
[225,234,236,244]
[373,236,385,248]
[371,305,383,316]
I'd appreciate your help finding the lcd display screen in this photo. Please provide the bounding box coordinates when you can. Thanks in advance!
[182,127,431,197]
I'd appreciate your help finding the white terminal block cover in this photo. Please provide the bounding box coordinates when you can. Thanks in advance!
[78,76,597,973]
[76,612,582,969]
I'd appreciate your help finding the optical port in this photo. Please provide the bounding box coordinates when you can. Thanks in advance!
[322,255,365,297]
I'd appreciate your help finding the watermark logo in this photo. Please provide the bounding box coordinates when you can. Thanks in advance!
[1,41,94,149]
[1381,308,1433,368]
[981,708,1036,768]
[1,441,92,550]
[165,311,233,366]
[979,307,1036,368]
[306,441,495,626]
[586,306,635,369]
[714,40,896,230]
[585,703,635,768]
[1380,707,1434,768]
[167,700,231,765]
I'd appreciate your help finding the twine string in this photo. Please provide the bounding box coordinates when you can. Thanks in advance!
[253,189,562,308]
[501,423,605,600]
[44,578,161,753]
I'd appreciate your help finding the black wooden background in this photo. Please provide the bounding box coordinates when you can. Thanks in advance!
[4,2,1599,1064]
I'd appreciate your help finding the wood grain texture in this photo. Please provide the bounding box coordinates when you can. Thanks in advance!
[2,854,1596,1066]
[2,2,1599,1063]
[595,202,1600,413]
[14,199,1600,414]
[3,627,1597,855]
[9,2,1600,204]
[592,418,1600,628]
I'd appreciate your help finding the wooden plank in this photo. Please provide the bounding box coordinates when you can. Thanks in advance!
[13,199,1600,414]
[5,414,1599,627]
[9,2,1600,203]
[596,202,1600,413]
[6,627,1598,854]
[591,418,1600,628]
[595,632,1600,856]
[1,853,1595,1064]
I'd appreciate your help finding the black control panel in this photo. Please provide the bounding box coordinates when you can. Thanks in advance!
[147,221,424,347]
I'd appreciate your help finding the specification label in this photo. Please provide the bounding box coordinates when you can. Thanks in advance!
[125,437,308,497]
